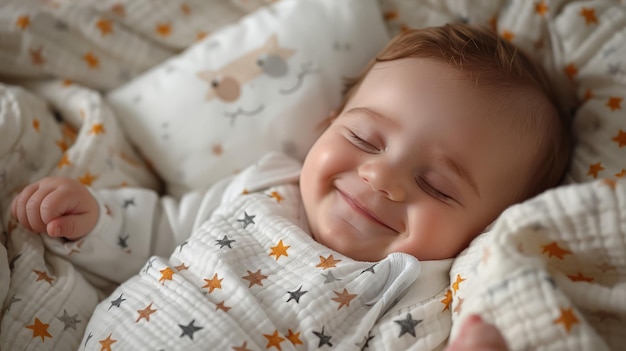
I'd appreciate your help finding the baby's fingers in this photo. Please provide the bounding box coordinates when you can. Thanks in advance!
[12,183,48,232]
[46,215,84,240]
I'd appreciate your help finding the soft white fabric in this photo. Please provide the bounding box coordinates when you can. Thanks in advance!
[2,0,626,350]
[105,0,390,197]
[79,154,438,350]
[448,178,626,350]
[0,0,261,90]
[0,82,159,350]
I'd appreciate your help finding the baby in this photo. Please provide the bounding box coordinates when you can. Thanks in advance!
[12,23,570,350]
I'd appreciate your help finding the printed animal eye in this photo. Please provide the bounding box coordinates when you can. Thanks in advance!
[257,53,288,78]
[210,75,240,102]
[348,131,379,153]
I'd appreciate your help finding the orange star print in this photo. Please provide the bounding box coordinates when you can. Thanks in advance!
[242,269,268,288]
[180,3,191,15]
[579,7,598,25]
[96,18,113,36]
[606,97,622,111]
[568,272,594,282]
[452,274,466,294]
[554,307,579,333]
[535,1,549,16]
[232,341,252,351]
[215,300,231,312]
[111,3,126,17]
[155,22,172,37]
[587,162,605,179]
[203,273,223,293]
[25,318,52,342]
[57,154,72,169]
[136,303,157,322]
[32,118,40,131]
[612,129,626,147]
[316,254,341,270]
[441,289,453,312]
[30,48,45,66]
[264,330,285,350]
[332,288,357,310]
[78,171,97,186]
[564,63,578,80]
[286,329,303,346]
[268,191,284,202]
[541,242,572,259]
[269,240,290,260]
[601,178,617,190]
[89,123,106,135]
[501,29,515,41]
[159,267,175,285]
[83,52,99,69]
[33,269,54,285]
[99,333,117,351]
[16,15,31,30]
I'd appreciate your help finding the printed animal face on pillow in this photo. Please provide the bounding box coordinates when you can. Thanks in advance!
[107,0,390,197]
[197,35,296,103]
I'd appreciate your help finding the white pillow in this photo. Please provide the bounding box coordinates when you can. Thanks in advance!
[107,0,390,197]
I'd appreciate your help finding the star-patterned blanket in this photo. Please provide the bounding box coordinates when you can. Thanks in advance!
[448,178,626,350]
[76,157,449,350]
[0,82,161,350]
[3,0,626,350]
[52,152,447,351]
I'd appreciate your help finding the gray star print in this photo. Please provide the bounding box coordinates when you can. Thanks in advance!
[6,295,21,312]
[215,236,236,249]
[57,309,81,330]
[123,198,135,208]
[9,253,21,270]
[356,332,375,350]
[286,286,308,303]
[108,293,126,310]
[361,264,376,274]
[237,211,256,229]
[118,234,129,249]
[85,332,93,347]
[395,313,422,337]
[313,326,333,347]
[321,271,341,284]
[179,319,203,340]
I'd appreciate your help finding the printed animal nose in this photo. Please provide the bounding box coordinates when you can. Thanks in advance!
[358,160,406,202]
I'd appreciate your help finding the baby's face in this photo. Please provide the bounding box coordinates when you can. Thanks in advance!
[300,58,538,261]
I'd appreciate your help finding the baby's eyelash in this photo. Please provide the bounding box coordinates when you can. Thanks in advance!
[349,131,379,152]
[417,177,454,202]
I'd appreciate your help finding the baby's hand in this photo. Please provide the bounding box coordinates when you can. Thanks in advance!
[445,315,508,351]
[11,177,99,240]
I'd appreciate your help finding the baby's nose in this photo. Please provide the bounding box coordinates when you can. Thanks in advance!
[358,160,406,202]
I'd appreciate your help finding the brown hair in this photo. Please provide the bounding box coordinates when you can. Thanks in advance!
[339,23,571,200]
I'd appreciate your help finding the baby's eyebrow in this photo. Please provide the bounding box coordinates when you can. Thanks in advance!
[442,155,480,198]
[346,107,399,129]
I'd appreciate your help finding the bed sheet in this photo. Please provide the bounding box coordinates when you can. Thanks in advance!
[1,0,626,350]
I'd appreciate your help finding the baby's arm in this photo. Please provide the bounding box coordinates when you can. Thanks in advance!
[11,177,98,240]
